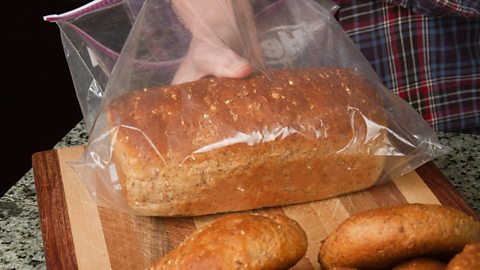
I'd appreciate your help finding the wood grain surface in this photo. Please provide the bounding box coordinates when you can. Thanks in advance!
[32,146,478,270]
[32,150,79,270]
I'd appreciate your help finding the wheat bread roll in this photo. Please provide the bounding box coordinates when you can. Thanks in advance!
[392,258,446,270]
[446,242,480,270]
[150,213,307,270]
[107,67,387,216]
[318,204,480,269]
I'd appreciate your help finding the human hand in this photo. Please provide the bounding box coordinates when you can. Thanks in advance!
[171,0,261,84]
[171,36,253,84]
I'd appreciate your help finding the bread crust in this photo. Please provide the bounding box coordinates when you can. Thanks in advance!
[446,242,480,270]
[392,258,446,270]
[150,213,307,270]
[108,67,387,216]
[318,204,480,269]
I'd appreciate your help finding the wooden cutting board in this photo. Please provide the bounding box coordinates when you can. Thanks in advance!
[32,146,478,270]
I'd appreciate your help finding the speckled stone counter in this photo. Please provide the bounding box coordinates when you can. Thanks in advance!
[1,120,479,269]
[0,122,88,270]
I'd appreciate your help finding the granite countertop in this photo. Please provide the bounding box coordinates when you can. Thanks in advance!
[1,120,479,269]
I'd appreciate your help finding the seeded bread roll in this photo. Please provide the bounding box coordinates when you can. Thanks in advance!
[318,204,480,269]
[393,258,446,270]
[108,67,387,216]
[446,242,480,270]
[150,213,307,270]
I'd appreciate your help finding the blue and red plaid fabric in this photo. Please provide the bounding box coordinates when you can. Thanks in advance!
[332,0,480,132]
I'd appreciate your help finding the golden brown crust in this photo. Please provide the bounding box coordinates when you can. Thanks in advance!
[150,213,307,270]
[446,242,480,270]
[318,204,480,269]
[392,258,446,270]
[108,67,387,216]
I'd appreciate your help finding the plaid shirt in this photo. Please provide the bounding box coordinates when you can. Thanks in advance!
[332,0,480,132]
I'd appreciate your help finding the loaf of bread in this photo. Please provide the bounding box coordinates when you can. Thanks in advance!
[150,213,307,269]
[107,67,387,216]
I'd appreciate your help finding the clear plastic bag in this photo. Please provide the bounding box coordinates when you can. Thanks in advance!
[45,0,147,132]
[47,0,448,216]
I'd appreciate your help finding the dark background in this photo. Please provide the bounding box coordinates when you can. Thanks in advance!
[1,1,90,196]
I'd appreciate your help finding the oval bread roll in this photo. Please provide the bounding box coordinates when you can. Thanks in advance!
[318,204,480,269]
[446,242,480,270]
[151,213,307,270]
[392,258,446,270]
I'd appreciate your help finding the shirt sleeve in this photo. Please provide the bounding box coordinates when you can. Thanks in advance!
[383,0,480,18]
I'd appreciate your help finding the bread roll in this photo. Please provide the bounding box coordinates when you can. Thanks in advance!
[318,204,480,269]
[150,213,307,270]
[392,258,446,270]
[107,67,386,216]
[446,242,480,270]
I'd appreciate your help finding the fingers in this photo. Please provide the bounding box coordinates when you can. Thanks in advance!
[172,38,253,85]
[171,0,260,84]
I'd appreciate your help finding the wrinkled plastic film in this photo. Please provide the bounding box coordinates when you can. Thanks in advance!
[47,0,142,132]
[51,0,448,215]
